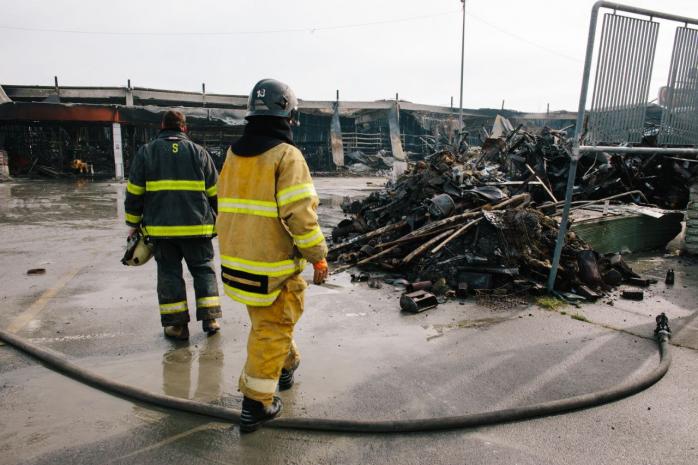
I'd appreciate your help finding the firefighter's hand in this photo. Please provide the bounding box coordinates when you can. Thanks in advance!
[128,227,138,239]
[312,259,328,285]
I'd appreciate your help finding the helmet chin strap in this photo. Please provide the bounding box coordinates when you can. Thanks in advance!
[289,109,300,127]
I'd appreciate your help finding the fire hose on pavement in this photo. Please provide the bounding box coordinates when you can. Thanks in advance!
[0,314,672,433]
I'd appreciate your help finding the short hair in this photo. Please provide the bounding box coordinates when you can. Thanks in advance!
[162,110,186,130]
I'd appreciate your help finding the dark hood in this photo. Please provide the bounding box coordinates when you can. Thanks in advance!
[157,129,188,140]
[230,116,295,157]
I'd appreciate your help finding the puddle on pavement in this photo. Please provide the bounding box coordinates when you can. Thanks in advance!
[319,193,351,209]
[89,335,233,404]
[628,256,669,275]
[0,181,122,225]
[161,336,227,403]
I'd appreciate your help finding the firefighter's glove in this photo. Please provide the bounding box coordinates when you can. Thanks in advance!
[312,259,328,285]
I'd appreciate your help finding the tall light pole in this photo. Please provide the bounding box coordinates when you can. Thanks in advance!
[459,0,466,130]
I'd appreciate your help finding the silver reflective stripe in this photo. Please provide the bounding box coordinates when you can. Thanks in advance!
[219,201,277,213]
[218,198,279,218]
[241,371,278,394]
[159,301,188,314]
[196,296,220,308]
[293,227,325,249]
[276,183,317,207]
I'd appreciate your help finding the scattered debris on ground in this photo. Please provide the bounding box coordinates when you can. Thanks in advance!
[665,269,675,285]
[621,290,644,301]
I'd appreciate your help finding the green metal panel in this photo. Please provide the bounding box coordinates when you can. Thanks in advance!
[572,213,683,254]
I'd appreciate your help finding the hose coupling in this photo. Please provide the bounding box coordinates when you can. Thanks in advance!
[654,313,671,340]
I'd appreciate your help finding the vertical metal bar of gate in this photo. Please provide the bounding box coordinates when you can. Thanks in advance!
[546,3,602,292]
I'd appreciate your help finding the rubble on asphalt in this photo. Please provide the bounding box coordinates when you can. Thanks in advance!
[327,121,690,304]
[344,150,394,174]
[477,124,698,210]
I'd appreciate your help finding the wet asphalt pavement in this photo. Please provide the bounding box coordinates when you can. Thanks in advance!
[0,179,697,465]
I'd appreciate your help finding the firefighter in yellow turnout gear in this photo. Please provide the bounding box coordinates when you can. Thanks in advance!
[216,79,328,433]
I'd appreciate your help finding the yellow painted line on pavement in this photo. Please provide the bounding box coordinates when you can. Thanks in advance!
[106,422,228,463]
[489,333,613,411]
[5,266,85,334]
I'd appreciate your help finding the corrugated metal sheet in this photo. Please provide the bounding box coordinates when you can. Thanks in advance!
[571,206,683,254]
[0,85,10,103]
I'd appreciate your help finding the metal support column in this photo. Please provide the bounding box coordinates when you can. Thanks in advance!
[389,100,407,179]
[125,79,134,106]
[112,123,124,181]
[388,101,405,162]
[330,90,344,168]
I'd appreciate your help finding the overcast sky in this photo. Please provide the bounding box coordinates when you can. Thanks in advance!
[1,0,698,112]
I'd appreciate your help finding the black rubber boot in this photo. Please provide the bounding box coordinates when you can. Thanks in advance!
[163,325,189,341]
[202,319,220,336]
[240,396,282,433]
[278,368,295,391]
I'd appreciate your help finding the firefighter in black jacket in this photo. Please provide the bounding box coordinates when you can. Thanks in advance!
[124,110,222,340]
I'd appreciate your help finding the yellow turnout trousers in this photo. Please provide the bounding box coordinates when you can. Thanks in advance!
[239,274,306,405]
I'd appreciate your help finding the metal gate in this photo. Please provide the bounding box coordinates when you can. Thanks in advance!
[548,1,698,291]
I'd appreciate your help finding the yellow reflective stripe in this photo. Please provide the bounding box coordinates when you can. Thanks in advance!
[221,255,305,277]
[224,283,281,307]
[196,296,220,308]
[276,183,317,207]
[125,213,142,224]
[160,301,188,314]
[218,198,279,218]
[205,184,218,197]
[241,371,279,394]
[218,207,278,218]
[144,224,215,236]
[145,180,205,192]
[293,226,325,249]
[127,181,145,195]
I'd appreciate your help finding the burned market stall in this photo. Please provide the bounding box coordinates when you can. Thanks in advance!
[0,102,245,178]
[0,84,580,177]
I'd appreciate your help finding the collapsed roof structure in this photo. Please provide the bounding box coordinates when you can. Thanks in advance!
[0,83,575,178]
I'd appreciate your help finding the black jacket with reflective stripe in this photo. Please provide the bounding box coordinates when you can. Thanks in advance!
[124,130,218,238]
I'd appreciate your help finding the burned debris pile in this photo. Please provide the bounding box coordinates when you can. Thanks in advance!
[328,131,664,304]
[474,124,698,209]
[344,150,395,174]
